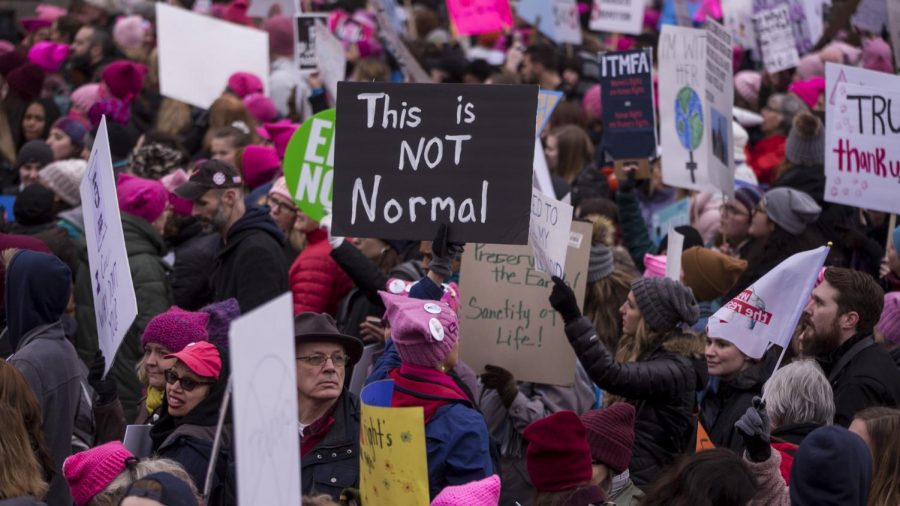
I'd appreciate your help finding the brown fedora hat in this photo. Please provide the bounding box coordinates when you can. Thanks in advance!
[293,313,364,364]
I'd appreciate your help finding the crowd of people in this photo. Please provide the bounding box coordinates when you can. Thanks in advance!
[1,0,900,505]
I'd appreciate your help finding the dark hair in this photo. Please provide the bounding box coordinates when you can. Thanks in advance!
[54,15,83,44]
[525,44,558,71]
[824,267,884,335]
[577,197,619,223]
[86,25,115,58]
[641,449,758,506]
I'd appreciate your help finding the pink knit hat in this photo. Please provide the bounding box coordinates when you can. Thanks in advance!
[262,120,299,159]
[70,83,106,114]
[113,15,149,50]
[160,169,193,216]
[241,145,281,190]
[244,93,278,123]
[379,291,459,367]
[822,41,862,66]
[140,306,210,351]
[862,38,894,74]
[788,77,825,109]
[876,292,900,346]
[268,176,293,202]
[431,475,501,506]
[63,441,135,506]
[101,60,147,101]
[116,173,168,223]
[582,84,602,122]
[27,41,69,72]
[227,71,263,98]
[642,253,667,278]
[795,53,824,80]
[223,0,254,27]
[383,278,461,314]
[734,70,762,104]
[263,15,294,57]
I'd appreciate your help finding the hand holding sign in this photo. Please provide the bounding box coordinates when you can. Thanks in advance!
[429,223,465,280]
[548,276,581,325]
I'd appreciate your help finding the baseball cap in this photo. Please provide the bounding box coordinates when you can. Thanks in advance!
[164,341,222,380]
[173,159,242,201]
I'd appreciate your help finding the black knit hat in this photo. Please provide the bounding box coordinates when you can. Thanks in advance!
[15,140,54,170]
[631,277,699,332]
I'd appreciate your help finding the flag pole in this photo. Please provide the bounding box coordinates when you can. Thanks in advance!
[203,375,232,501]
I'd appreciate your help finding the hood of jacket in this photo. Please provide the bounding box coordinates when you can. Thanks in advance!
[659,330,708,391]
[221,205,284,254]
[58,206,84,232]
[122,212,167,258]
[6,250,71,351]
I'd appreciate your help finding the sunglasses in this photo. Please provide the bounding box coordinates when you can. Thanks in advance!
[164,369,214,392]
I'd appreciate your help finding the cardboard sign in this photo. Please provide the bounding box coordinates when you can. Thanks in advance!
[753,5,800,73]
[651,197,690,247]
[535,89,564,139]
[589,0,645,36]
[599,49,657,160]
[613,159,652,181]
[360,380,430,506]
[229,293,301,506]
[446,0,514,35]
[315,24,346,102]
[283,109,335,221]
[373,2,432,83]
[156,3,269,109]
[516,0,583,45]
[295,14,328,72]
[825,64,900,214]
[80,117,138,376]
[705,19,735,198]
[458,221,591,386]
[852,0,888,33]
[530,189,574,276]
[247,0,299,18]
[332,82,538,244]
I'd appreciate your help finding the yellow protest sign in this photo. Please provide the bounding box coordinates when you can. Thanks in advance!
[360,380,429,506]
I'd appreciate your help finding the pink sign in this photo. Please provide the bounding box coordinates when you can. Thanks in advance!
[447,0,513,35]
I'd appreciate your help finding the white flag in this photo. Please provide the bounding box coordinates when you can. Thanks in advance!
[707,246,829,359]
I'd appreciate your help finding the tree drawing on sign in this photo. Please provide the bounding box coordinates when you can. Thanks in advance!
[675,87,703,183]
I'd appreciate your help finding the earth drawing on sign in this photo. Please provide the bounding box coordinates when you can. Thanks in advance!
[675,86,703,183]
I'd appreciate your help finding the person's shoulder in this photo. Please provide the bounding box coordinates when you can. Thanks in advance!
[431,403,487,432]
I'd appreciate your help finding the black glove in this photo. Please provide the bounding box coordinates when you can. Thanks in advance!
[429,223,465,278]
[734,396,771,462]
[549,276,581,324]
[482,364,519,408]
[88,350,118,405]
[617,167,638,194]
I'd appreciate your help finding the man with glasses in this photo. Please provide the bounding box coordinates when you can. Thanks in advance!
[294,312,364,500]
[267,177,303,263]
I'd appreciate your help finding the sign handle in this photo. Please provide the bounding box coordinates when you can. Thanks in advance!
[203,376,233,502]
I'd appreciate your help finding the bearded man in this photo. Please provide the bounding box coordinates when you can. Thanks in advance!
[801,267,900,426]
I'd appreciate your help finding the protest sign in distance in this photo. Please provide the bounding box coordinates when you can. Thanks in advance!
[283,109,335,222]
[599,49,657,162]
[753,5,800,74]
[295,14,328,72]
[360,380,429,506]
[589,0,645,36]
[446,0,513,35]
[825,64,900,215]
[156,3,268,109]
[80,117,138,375]
[516,0,583,45]
[229,293,301,506]
[529,189,574,277]
[458,221,591,386]
[332,82,538,244]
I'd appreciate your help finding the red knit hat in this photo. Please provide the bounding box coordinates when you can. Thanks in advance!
[63,441,135,506]
[524,411,593,492]
[101,60,147,100]
[7,63,45,102]
[580,403,636,474]
[140,306,210,352]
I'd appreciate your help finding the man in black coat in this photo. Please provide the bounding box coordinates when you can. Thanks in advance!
[802,267,900,427]
[175,160,288,312]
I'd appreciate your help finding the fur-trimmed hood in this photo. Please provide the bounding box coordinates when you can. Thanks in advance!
[661,330,706,358]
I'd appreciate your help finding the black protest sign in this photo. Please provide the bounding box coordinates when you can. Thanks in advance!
[295,14,327,71]
[332,82,538,244]
[600,48,657,160]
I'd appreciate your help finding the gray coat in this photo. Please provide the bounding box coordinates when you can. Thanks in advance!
[9,321,87,506]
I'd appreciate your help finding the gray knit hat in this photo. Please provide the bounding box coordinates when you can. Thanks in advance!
[785,111,824,165]
[38,159,87,206]
[764,187,821,235]
[631,277,699,332]
[588,244,614,283]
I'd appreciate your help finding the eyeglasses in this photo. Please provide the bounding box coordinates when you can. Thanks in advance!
[296,353,349,367]
[164,369,214,392]
[719,203,750,217]
[266,196,297,214]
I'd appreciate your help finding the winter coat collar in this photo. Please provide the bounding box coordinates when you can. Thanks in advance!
[218,205,284,258]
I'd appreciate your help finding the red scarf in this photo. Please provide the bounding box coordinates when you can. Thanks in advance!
[300,401,338,457]
[388,364,471,423]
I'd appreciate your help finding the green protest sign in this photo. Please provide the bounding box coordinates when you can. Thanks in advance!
[283,108,335,221]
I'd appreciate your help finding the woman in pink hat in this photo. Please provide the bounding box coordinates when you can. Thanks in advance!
[149,341,234,502]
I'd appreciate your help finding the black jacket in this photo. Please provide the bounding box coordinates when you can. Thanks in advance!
[302,392,360,500]
[213,206,289,313]
[817,333,900,427]
[565,316,706,487]
[170,218,219,310]
[699,350,776,453]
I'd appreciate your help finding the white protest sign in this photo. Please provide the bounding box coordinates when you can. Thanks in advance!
[229,292,301,506]
[825,64,900,214]
[533,141,555,198]
[81,117,138,376]
[665,225,684,281]
[156,3,268,110]
[247,0,299,17]
[314,23,346,103]
[295,14,328,72]
[724,0,755,51]
[516,0,583,45]
[753,5,800,73]
[589,0,645,36]
[705,19,735,198]
[529,189,574,277]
